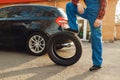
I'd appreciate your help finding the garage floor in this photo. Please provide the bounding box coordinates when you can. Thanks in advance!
[0,41,120,80]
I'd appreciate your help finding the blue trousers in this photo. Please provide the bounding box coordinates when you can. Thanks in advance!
[66,2,103,66]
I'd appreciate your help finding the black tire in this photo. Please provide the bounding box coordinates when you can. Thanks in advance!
[26,32,48,56]
[47,31,82,66]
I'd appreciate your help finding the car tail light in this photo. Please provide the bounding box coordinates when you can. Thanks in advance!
[55,17,69,29]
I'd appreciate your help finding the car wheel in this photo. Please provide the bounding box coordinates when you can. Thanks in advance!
[26,32,48,56]
[47,31,82,66]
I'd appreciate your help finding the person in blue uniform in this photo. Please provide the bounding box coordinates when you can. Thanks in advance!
[66,0,107,71]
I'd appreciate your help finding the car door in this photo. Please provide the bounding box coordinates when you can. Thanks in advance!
[0,6,28,45]
[6,6,29,44]
[0,7,12,45]
[5,6,43,45]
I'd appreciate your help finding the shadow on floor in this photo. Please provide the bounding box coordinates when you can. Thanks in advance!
[0,65,66,80]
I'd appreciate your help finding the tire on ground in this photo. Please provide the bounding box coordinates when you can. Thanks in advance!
[47,31,82,66]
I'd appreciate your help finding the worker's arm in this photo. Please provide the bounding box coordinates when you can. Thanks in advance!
[94,0,107,27]
[97,0,107,20]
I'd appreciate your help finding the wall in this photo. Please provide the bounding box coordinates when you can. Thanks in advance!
[115,24,120,40]
[102,0,117,41]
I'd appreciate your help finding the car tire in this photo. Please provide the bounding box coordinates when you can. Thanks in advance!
[26,32,48,56]
[47,31,82,66]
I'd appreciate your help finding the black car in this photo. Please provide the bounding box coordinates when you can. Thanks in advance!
[0,4,68,56]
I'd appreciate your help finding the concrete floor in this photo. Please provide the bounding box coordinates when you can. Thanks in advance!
[0,41,120,80]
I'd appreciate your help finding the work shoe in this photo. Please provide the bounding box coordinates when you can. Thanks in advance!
[64,28,78,33]
[89,65,101,71]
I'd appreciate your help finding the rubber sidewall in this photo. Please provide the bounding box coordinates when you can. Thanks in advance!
[47,31,82,66]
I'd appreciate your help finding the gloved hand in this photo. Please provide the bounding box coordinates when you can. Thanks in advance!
[72,0,79,5]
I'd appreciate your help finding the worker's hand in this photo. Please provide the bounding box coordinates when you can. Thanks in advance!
[94,19,102,28]
[77,2,84,14]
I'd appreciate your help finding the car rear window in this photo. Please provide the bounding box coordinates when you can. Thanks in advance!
[0,5,58,19]
[9,6,45,18]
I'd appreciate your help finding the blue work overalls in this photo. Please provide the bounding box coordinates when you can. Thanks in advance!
[66,0,103,66]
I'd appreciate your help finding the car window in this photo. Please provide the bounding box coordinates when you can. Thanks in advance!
[0,7,11,18]
[0,6,57,19]
[9,6,38,18]
[0,6,46,18]
[43,9,56,17]
[12,6,46,18]
[33,7,45,17]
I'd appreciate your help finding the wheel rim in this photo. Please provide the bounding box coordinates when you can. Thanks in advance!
[29,35,45,54]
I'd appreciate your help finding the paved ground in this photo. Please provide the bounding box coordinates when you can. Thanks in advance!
[0,41,120,80]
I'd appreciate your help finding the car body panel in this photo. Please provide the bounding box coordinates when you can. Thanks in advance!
[0,4,65,46]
